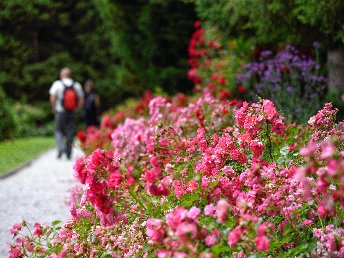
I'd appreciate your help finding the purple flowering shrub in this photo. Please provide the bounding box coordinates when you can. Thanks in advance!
[241,45,327,123]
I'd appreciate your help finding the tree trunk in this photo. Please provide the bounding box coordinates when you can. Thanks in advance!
[327,48,344,94]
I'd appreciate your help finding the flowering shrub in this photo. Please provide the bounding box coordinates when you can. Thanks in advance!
[76,90,156,154]
[7,20,343,258]
[188,21,251,102]
[76,90,192,155]
[187,23,329,125]
[241,45,327,123]
[8,87,344,257]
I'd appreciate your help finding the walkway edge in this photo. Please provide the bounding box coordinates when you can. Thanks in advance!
[0,148,54,180]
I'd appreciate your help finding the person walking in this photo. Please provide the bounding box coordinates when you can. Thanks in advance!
[83,79,100,128]
[49,67,84,159]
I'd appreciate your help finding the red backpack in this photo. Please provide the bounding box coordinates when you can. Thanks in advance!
[62,81,78,111]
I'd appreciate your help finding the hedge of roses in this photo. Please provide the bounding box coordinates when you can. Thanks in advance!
[8,21,344,258]
[187,20,250,101]
[8,89,344,257]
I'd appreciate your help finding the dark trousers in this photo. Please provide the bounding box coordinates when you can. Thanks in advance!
[55,111,76,157]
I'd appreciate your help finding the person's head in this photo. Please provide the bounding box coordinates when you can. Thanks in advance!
[85,79,94,93]
[60,67,72,79]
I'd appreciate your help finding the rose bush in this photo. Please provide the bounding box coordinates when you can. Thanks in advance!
[8,21,344,258]
[8,89,344,257]
[187,21,251,103]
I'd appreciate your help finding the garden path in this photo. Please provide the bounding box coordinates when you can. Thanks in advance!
[0,147,83,257]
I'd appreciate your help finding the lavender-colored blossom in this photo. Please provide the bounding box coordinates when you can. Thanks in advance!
[286,86,295,93]
[240,45,327,123]
[313,41,320,48]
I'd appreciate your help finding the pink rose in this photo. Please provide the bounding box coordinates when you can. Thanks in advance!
[146,218,165,243]
[204,203,215,216]
[262,100,277,120]
[215,199,229,224]
[228,228,241,247]
[108,170,122,188]
[10,223,22,236]
[255,235,270,252]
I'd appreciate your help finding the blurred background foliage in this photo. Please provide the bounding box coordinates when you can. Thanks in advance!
[193,0,344,48]
[0,0,196,109]
[1,0,344,141]
[0,0,196,139]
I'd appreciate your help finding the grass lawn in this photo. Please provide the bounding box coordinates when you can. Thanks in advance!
[0,136,55,177]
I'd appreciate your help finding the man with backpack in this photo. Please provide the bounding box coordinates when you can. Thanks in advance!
[49,67,84,160]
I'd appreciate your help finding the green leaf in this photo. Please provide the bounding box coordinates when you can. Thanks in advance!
[180,193,200,207]
[100,250,112,258]
[280,146,290,156]
[281,242,316,257]
[52,220,61,226]
[276,156,285,164]
[211,241,231,255]
[194,174,201,181]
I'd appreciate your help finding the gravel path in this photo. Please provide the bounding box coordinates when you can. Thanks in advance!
[0,147,83,257]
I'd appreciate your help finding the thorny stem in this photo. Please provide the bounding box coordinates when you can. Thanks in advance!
[318,213,325,230]
[17,232,42,246]
[24,223,34,239]
[266,122,273,160]
[129,188,149,214]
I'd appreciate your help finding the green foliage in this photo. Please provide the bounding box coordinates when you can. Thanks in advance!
[100,0,197,95]
[193,0,344,47]
[12,102,54,137]
[0,0,122,110]
[0,87,16,141]
[293,0,344,45]
[0,0,197,112]
[325,90,344,121]
[194,0,299,45]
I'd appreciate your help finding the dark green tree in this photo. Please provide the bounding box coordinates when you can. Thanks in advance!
[0,0,125,110]
[0,87,16,140]
[0,0,197,111]
[100,0,197,95]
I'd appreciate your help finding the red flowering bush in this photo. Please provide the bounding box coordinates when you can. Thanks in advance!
[77,112,126,155]
[7,20,344,258]
[77,90,191,155]
[8,88,344,257]
[187,21,252,102]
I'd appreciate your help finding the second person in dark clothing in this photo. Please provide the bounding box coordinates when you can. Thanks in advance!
[83,79,100,128]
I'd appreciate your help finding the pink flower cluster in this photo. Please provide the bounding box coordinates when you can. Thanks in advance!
[297,139,344,219]
[313,225,344,257]
[73,149,135,222]
[227,214,273,252]
[8,94,344,257]
[8,222,47,258]
[308,102,343,142]
[147,206,215,257]
[235,100,286,136]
